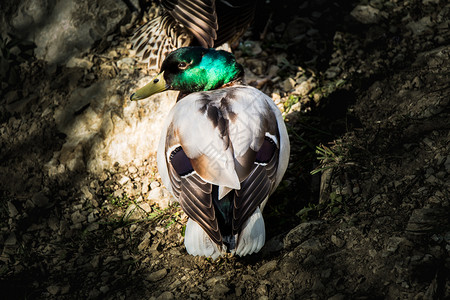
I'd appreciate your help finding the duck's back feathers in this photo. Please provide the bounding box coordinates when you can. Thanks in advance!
[157,86,290,257]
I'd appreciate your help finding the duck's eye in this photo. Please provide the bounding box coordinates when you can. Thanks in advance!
[178,62,188,69]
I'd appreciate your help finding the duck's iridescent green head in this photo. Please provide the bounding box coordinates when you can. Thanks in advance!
[131,47,244,100]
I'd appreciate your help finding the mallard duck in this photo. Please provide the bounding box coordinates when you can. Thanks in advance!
[131,47,290,258]
[131,0,257,70]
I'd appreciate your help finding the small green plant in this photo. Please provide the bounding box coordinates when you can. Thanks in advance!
[165,210,181,228]
[107,192,131,208]
[142,204,181,226]
[296,203,317,221]
[310,140,350,175]
[283,94,300,112]
[311,78,346,101]
[310,144,340,175]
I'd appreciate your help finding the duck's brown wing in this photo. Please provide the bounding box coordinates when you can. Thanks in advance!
[214,0,257,46]
[167,160,223,245]
[132,0,256,69]
[131,12,192,70]
[162,0,218,48]
[233,146,279,235]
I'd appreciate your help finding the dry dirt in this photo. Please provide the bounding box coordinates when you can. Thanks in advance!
[1,0,449,299]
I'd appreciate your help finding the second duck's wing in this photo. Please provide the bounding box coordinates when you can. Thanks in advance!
[162,0,218,48]
[214,0,257,47]
[132,11,192,70]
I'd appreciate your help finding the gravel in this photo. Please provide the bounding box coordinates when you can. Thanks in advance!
[1,0,449,299]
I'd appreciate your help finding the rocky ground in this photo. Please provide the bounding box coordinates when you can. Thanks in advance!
[1,0,449,299]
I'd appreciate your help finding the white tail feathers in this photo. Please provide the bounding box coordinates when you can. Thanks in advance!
[184,207,266,259]
[184,218,222,260]
[236,207,265,256]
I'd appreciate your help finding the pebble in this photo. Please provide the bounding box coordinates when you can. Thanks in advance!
[240,40,262,56]
[384,237,407,256]
[61,284,70,294]
[157,291,174,300]
[258,260,278,276]
[147,187,172,209]
[257,284,268,296]
[297,250,312,264]
[206,276,227,286]
[150,181,161,189]
[71,211,86,224]
[128,165,138,174]
[407,16,434,36]
[7,202,19,217]
[282,77,296,91]
[294,78,315,96]
[299,238,323,252]
[117,57,135,69]
[81,186,93,201]
[142,178,150,194]
[125,202,152,220]
[146,269,167,282]
[5,90,19,104]
[268,65,279,77]
[90,255,100,268]
[210,283,230,298]
[87,212,97,223]
[350,5,384,24]
[328,293,345,300]
[262,234,284,253]
[118,175,130,186]
[48,217,59,231]
[138,232,151,251]
[88,289,100,299]
[47,285,60,295]
[32,192,49,207]
[235,286,243,297]
[66,57,93,69]
[321,268,332,279]
[331,235,345,248]
[5,233,17,246]
[139,202,152,213]
[284,221,323,248]
[86,223,99,231]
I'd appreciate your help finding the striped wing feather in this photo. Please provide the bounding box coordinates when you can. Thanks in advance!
[132,0,256,68]
[233,150,279,234]
[171,166,223,245]
[214,0,257,46]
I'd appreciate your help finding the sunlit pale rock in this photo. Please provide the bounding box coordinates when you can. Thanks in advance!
[48,79,177,175]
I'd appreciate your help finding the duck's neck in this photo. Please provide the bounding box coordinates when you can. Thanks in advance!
[176,78,244,102]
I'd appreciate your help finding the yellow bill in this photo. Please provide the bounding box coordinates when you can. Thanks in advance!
[130,72,168,101]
